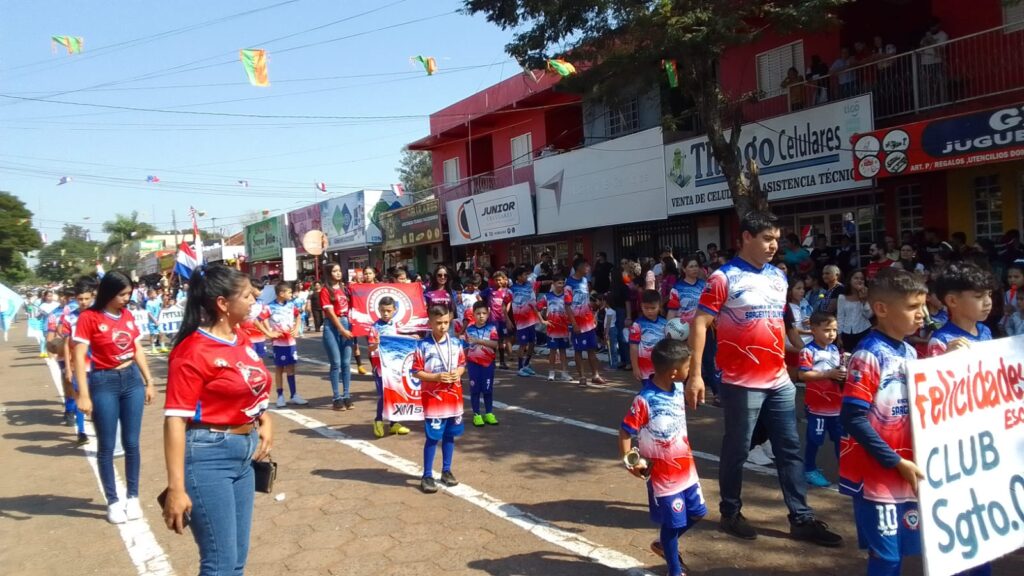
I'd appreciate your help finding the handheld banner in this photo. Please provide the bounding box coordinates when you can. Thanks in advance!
[379,335,423,422]
[907,336,1024,576]
[158,304,184,335]
[348,283,427,337]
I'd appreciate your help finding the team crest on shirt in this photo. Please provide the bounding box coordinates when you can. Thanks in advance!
[245,347,260,362]
[849,370,861,384]
[111,330,133,350]
[98,324,109,332]
[671,498,684,513]
[235,362,268,395]
[903,509,920,530]
[213,358,229,368]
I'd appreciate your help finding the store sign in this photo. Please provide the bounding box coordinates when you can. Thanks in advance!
[666,95,873,215]
[852,102,1024,179]
[321,190,405,251]
[137,239,164,254]
[534,127,668,234]
[245,216,284,262]
[287,204,323,255]
[380,197,442,251]
[907,336,1024,576]
[446,182,535,246]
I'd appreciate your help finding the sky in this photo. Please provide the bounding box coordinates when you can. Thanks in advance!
[0,0,520,241]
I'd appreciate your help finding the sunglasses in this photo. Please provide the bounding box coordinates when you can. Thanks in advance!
[436,273,448,277]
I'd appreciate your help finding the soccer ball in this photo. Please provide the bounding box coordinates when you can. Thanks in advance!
[664,318,689,341]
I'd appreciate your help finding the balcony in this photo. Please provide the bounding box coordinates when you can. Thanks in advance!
[436,163,537,207]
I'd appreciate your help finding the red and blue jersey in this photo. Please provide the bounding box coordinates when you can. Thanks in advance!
[411,335,466,419]
[482,287,509,324]
[509,281,539,329]
[463,322,497,367]
[241,302,271,343]
[455,290,481,324]
[926,321,992,357]
[367,318,399,367]
[667,279,706,324]
[698,258,788,389]
[799,341,842,416]
[319,284,351,318]
[839,331,917,504]
[538,290,571,338]
[629,315,668,380]
[72,309,141,370]
[621,381,699,498]
[267,300,299,347]
[565,275,596,333]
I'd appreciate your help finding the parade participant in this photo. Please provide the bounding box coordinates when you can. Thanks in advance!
[424,265,456,313]
[454,273,483,333]
[1006,289,1024,336]
[268,282,307,408]
[350,267,376,376]
[310,281,324,332]
[412,305,466,494]
[292,282,310,336]
[463,301,499,426]
[537,273,573,382]
[798,312,845,488]
[482,270,512,370]
[162,264,272,576]
[320,263,355,410]
[72,271,155,524]
[158,294,184,350]
[619,339,705,576]
[666,257,705,324]
[37,289,59,357]
[629,289,667,384]
[566,258,606,386]
[60,279,95,442]
[367,297,410,437]
[241,285,273,358]
[688,211,841,546]
[927,262,993,356]
[509,266,540,377]
[145,288,164,353]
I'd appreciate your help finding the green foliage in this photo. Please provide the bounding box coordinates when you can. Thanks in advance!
[36,224,101,282]
[396,149,433,199]
[0,191,43,284]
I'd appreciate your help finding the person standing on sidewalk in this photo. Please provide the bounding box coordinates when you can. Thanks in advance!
[162,264,273,576]
[686,211,842,547]
[72,271,156,524]
[320,263,355,410]
[310,281,324,332]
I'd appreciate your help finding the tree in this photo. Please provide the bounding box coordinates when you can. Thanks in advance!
[36,225,101,282]
[463,0,847,217]
[396,149,433,200]
[102,211,158,270]
[0,192,43,284]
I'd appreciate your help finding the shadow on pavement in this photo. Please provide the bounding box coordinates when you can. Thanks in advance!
[0,399,54,407]
[3,430,75,443]
[466,550,627,576]
[311,467,416,488]
[510,498,651,530]
[0,495,105,520]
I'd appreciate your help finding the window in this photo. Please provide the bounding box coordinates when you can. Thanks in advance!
[442,157,459,186]
[895,184,923,238]
[510,133,532,168]
[608,96,640,137]
[974,174,1003,240]
[756,41,804,98]
[1005,2,1024,33]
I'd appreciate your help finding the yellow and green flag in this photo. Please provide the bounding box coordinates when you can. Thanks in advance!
[240,49,269,87]
[546,59,576,78]
[51,36,83,55]
[412,55,437,75]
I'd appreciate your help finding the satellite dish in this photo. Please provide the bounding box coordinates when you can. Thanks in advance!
[302,230,327,256]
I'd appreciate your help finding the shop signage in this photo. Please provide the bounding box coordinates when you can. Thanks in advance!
[533,127,668,234]
[852,102,1024,179]
[446,182,535,246]
[666,95,873,215]
[245,215,284,262]
[321,190,405,251]
[287,204,323,255]
[379,197,442,251]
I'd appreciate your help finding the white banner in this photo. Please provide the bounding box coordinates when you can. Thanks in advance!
[533,127,667,234]
[446,182,535,246]
[907,336,1024,576]
[665,95,874,215]
[321,191,366,250]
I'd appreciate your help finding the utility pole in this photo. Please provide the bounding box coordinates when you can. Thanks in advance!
[172,210,178,245]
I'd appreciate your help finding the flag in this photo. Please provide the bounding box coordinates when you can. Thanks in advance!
[146,175,160,183]
[315,182,327,193]
[237,179,249,187]
[379,336,424,422]
[411,55,437,75]
[348,283,428,337]
[239,49,269,87]
[189,206,205,270]
[40,232,47,244]
[174,241,199,280]
[662,59,679,88]
[390,183,405,197]
[51,36,83,55]
[546,59,576,77]
[57,176,71,186]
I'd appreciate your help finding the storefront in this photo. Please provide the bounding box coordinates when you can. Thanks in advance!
[321,189,405,280]
[244,215,286,277]
[380,196,443,277]
[445,182,538,271]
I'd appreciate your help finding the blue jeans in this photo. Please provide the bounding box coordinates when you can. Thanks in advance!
[87,364,145,504]
[717,381,812,524]
[185,427,258,576]
[613,307,628,367]
[702,329,721,396]
[322,317,353,401]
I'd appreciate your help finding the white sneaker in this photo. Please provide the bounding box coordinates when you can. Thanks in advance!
[125,497,143,520]
[289,394,308,406]
[762,440,775,460]
[276,395,286,408]
[559,373,576,382]
[747,444,774,466]
[547,372,556,381]
[107,502,128,524]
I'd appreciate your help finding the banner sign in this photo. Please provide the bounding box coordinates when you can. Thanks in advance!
[379,335,424,422]
[348,282,428,337]
[321,192,366,250]
[446,182,535,246]
[157,304,184,334]
[907,336,1024,576]
[245,216,284,262]
[666,95,873,215]
[379,197,442,251]
[287,204,323,255]
[853,102,1024,180]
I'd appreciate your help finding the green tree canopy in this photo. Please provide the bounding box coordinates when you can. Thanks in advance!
[36,223,101,282]
[0,191,43,284]
[396,149,433,200]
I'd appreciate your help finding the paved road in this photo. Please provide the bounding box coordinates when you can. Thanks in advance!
[2,331,1021,575]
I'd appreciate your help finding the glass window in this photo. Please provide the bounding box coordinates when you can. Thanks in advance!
[895,183,923,238]
[608,97,639,137]
[1005,2,1024,33]
[442,157,459,186]
[756,41,804,98]
[974,174,1003,241]
[510,133,533,169]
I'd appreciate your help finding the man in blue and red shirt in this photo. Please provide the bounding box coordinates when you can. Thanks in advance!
[687,211,841,547]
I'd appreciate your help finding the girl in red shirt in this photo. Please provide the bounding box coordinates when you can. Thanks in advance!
[73,271,155,525]
[162,265,272,575]
[320,263,355,410]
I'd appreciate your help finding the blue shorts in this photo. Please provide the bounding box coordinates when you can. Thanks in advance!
[273,345,297,367]
[148,324,159,335]
[647,482,708,529]
[467,363,495,393]
[495,322,507,338]
[852,496,922,562]
[424,415,465,441]
[516,326,536,344]
[806,412,842,446]
[252,341,266,358]
[572,329,598,351]
[547,336,569,350]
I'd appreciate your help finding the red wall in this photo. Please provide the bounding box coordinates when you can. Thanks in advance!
[932,0,1003,38]
[718,29,838,99]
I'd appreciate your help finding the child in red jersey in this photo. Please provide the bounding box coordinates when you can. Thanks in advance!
[483,270,512,370]
[798,312,845,488]
[462,301,499,426]
[538,274,573,382]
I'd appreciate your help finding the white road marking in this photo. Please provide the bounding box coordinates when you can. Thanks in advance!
[43,359,175,576]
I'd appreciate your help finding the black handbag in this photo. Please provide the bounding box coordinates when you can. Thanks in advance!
[253,457,277,493]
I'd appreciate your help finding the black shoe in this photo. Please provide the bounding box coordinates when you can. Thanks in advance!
[420,476,438,494]
[332,399,346,411]
[720,512,758,540]
[75,433,88,446]
[790,518,843,548]
[498,363,510,371]
[440,470,459,487]
[63,412,75,427]
[650,541,689,574]
[343,398,354,410]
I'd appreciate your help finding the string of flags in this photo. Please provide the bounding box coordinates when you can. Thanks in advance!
[390,183,404,197]
[52,35,83,55]
[315,182,327,193]
[240,48,269,87]
[237,179,249,188]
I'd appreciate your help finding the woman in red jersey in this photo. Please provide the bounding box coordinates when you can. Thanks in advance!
[320,262,356,410]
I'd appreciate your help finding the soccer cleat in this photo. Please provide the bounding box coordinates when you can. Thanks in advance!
[483,413,499,426]
[517,368,532,377]
[160,347,170,353]
[790,518,843,548]
[125,497,143,521]
[332,398,346,411]
[439,470,459,487]
[547,371,556,381]
[107,502,128,524]
[650,540,689,573]
[40,352,49,358]
[276,395,286,409]
[419,476,438,494]
[472,414,485,427]
[343,398,354,410]
[523,366,536,376]
[358,365,369,375]
[746,444,773,466]
[372,420,385,438]
[720,512,757,540]
[389,422,409,435]
[804,470,831,488]
[288,394,308,406]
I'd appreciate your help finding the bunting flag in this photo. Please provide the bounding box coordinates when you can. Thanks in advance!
[315,182,327,193]
[51,36,84,55]
[411,55,437,75]
[146,175,160,183]
[546,59,577,78]
[57,176,71,186]
[189,206,205,268]
[237,179,249,187]
[662,59,679,88]
[239,48,269,87]
[390,183,405,197]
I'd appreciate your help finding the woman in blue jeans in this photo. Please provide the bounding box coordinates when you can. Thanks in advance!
[319,263,355,410]
[72,271,155,524]
[163,265,273,576]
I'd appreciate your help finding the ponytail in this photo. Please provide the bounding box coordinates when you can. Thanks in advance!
[173,265,249,348]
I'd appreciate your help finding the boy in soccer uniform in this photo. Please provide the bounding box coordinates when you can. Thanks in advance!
[367,297,411,438]
[144,289,163,353]
[538,274,574,382]
[566,258,606,387]
[798,312,845,488]
[509,266,540,378]
[412,305,466,494]
[462,301,499,427]
[926,262,994,357]
[482,271,512,369]
[454,274,483,334]
[60,279,96,444]
[242,288,273,359]
[630,289,668,385]
[620,339,706,576]
[268,282,307,408]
